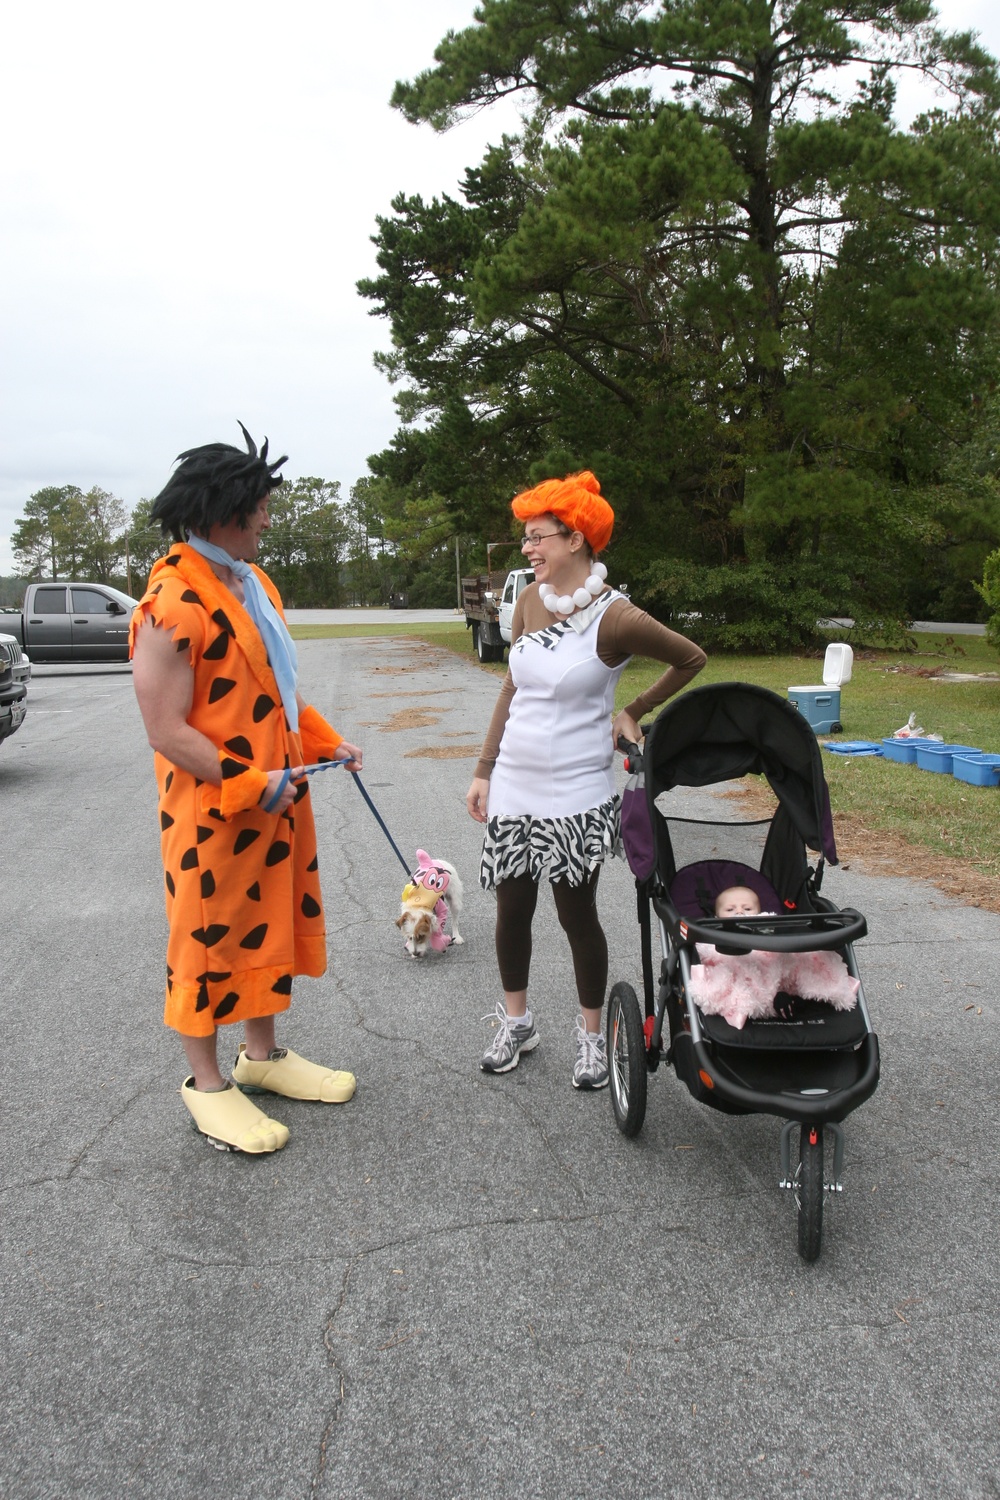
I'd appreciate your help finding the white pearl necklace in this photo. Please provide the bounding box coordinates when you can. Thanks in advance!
[539,561,608,616]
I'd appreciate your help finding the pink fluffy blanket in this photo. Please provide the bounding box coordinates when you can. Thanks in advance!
[690,926,860,1030]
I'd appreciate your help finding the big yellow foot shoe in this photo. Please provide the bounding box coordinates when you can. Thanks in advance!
[181,1078,290,1154]
[233,1045,357,1104]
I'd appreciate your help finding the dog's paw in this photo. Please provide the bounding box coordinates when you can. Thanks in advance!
[450,934,465,946]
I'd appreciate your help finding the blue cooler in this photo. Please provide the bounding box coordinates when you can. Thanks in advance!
[789,644,853,735]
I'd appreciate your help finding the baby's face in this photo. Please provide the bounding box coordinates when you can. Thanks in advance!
[716,888,761,919]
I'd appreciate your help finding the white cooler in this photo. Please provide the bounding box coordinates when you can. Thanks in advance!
[789,643,853,735]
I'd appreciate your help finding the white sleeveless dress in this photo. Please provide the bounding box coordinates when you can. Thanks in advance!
[481,590,630,889]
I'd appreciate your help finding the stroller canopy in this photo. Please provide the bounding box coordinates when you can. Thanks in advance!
[645,682,838,864]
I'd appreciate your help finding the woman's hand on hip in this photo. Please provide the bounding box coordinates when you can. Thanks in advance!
[466,777,490,824]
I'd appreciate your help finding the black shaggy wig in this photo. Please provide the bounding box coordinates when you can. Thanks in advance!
[150,421,288,542]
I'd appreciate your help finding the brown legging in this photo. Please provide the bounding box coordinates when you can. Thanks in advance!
[495,869,607,1010]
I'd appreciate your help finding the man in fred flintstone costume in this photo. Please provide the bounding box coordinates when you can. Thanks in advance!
[131,423,362,1154]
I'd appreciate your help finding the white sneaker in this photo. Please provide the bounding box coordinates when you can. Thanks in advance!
[572,1018,609,1090]
[480,1004,540,1074]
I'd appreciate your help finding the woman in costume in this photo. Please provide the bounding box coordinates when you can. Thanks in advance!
[466,472,706,1088]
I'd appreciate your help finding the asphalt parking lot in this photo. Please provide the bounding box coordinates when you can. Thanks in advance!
[1,634,998,1500]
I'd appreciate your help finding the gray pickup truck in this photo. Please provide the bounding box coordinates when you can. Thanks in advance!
[5,581,139,662]
[0,633,30,746]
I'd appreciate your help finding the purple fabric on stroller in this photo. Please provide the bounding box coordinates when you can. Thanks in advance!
[620,772,655,882]
[671,860,781,920]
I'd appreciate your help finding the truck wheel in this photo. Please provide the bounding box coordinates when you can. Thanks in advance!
[471,623,480,656]
[476,627,489,662]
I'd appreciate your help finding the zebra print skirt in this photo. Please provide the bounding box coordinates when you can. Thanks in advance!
[480,795,621,890]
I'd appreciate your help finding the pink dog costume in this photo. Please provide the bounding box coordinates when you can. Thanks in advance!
[400,850,455,952]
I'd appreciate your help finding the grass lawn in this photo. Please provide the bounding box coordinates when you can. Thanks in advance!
[291,619,1000,903]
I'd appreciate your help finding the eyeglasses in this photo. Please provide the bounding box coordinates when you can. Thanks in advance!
[520,530,565,548]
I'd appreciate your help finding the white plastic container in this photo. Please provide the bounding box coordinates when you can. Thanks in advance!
[789,644,853,734]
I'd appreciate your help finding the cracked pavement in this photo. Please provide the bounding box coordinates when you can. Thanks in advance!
[1,635,998,1499]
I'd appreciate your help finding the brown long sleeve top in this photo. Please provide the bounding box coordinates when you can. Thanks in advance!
[473,588,707,780]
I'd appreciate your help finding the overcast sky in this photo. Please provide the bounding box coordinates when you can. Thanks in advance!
[2,0,998,576]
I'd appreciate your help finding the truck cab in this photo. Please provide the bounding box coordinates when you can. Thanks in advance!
[19,582,138,661]
[498,568,534,643]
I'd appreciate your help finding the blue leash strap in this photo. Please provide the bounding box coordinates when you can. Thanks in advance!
[262,757,348,813]
[262,760,412,878]
[349,771,412,876]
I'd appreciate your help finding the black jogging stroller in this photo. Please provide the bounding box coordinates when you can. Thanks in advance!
[609,682,880,1261]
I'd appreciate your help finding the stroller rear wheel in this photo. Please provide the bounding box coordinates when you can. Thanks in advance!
[796,1124,824,1262]
[607,982,647,1137]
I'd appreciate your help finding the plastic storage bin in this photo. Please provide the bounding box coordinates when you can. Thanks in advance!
[951,753,1000,787]
[913,743,979,774]
[881,736,944,764]
[788,643,853,735]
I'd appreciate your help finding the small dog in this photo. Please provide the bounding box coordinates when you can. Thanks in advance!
[396,849,464,957]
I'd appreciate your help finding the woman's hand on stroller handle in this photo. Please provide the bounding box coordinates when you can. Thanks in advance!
[612,709,643,759]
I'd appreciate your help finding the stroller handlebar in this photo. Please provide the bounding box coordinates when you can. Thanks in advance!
[654,902,868,953]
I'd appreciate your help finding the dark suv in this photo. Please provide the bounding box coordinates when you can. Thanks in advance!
[0,633,29,748]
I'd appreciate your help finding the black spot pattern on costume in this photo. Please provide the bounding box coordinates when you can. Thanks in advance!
[221,757,249,780]
[272,974,293,996]
[253,694,276,722]
[233,829,260,855]
[174,638,191,654]
[202,631,229,661]
[301,893,321,918]
[160,811,174,830]
[239,924,268,950]
[208,807,225,822]
[209,678,237,703]
[164,770,174,791]
[225,735,254,759]
[213,992,240,1020]
[196,825,214,844]
[265,842,290,867]
[212,608,236,637]
[246,882,261,901]
[180,847,199,871]
[307,855,319,872]
[180,589,203,606]
[165,871,175,896]
[293,780,309,804]
[164,554,181,567]
[201,871,216,899]
[151,583,163,595]
[195,982,209,1012]
[192,924,229,946]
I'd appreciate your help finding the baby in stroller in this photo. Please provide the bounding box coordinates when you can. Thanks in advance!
[690,885,860,1031]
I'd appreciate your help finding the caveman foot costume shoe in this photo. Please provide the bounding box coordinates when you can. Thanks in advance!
[181,1078,289,1154]
[233,1045,357,1104]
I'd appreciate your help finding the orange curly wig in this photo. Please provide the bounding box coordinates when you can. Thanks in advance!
[511,471,614,553]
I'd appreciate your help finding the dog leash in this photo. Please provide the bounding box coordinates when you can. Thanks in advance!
[264,760,412,877]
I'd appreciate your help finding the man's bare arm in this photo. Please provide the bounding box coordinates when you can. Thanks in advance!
[132,616,222,783]
[132,618,300,811]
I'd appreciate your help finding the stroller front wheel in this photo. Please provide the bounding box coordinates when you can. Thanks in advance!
[607,982,647,1138]
[796,1124,824,1262]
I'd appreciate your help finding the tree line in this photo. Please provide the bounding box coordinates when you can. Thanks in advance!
[6,477,469,609]
[359,0,1000,649]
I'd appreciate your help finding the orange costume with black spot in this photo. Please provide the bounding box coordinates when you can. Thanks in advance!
[130,543,343,1037]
